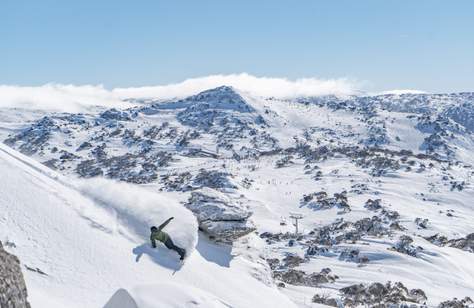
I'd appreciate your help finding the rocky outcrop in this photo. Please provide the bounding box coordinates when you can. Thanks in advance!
[415,217,429,229]
[338,248,369,265]
[312,294,338,307]
[98,108,133,122]
[300,191,351,213]
[391,235,422,257]
[438,296,473,308]
[273,267,338,288]
[425,233,474,253]
[4,116,56,155]
[160,169,236,192]
[340,281,427,307]
[447,233,474,253]
[184,188,256,242]
[364,198,382,211]
[0,241,30,308]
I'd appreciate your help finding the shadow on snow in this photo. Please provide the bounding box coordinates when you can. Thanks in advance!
[132,243,183,271]
[195,233,233,268]
[132,233,235,270]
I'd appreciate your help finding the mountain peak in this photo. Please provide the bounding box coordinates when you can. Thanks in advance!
[190,85,242,101]
[183,85,254,113]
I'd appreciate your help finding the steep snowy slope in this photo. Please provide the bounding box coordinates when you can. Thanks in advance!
[0,143,296,308]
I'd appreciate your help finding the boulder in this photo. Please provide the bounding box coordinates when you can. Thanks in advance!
[200,219,256,242]
[184,188,255,242]
[0,241,30,308]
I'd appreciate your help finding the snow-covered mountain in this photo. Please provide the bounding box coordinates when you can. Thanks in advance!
[1,86,474,307]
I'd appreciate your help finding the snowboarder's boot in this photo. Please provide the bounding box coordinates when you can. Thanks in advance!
[179,248,186,260]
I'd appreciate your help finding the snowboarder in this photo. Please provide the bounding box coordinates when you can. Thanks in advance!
[150,217,186,260]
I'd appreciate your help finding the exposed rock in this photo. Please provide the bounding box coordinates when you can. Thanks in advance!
[381,208,400,221]
[76,159,104,178]
[273,268,338,287]
[390,221,406,231]
[447,233,474,253]
[350,183,369,195]
[438,297,473,308]
[339,248,369,265]
[306,245,329,256]
[200,220,255,243]
[259,232,296,245]
[76,151,171,183]
[353,216,390,237]
[424,233,474,253]
[42,158,59,170]
[281,255,305,268]
[275,155,294,168]
[77,141,93,151]
[170,86,271,153]
[365,198,382,211]
[312,294,338,307]
[340,281,427,307]
[192,169,237,191]
[300,191,351,213]
[0,241,30,308]
[98,108,132,122]
[184,188,255,242]
[305,215,394,252]
[4,116,56,155]
[59,150,79,161]
[392,235,421,257]
[415,217,429,229]
[265,258,280,270]
[424,233,449,246]
[354,150,401,176]
[161,169,237,192]
[160,172,193,192]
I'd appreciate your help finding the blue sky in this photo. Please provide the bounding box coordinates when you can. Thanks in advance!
[1,0,473,92]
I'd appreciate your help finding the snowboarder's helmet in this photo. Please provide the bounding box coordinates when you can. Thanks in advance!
[150,226,158,232]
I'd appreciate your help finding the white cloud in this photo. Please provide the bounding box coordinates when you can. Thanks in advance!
[0,74,362,112]
[0,84,131,113]
[113,73,361,100]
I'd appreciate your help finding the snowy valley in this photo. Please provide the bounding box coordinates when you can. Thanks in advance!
[1,86,474,307]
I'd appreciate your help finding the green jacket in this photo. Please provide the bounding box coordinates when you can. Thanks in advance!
[150,218,172,248]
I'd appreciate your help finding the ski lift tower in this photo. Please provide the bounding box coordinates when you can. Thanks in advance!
[289,212,304,234]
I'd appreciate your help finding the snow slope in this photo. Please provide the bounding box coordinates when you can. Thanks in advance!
[0,143,296,308]
[241,155,474,306]
[2,88,474,307]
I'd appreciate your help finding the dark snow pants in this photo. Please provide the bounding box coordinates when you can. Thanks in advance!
[164,238,185,259]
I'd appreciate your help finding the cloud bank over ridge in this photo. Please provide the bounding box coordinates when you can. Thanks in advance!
[113,73,361,100]
[0,84,129,113]
[0,73,374,112]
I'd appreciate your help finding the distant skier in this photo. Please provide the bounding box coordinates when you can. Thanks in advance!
[150,217,186,260]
